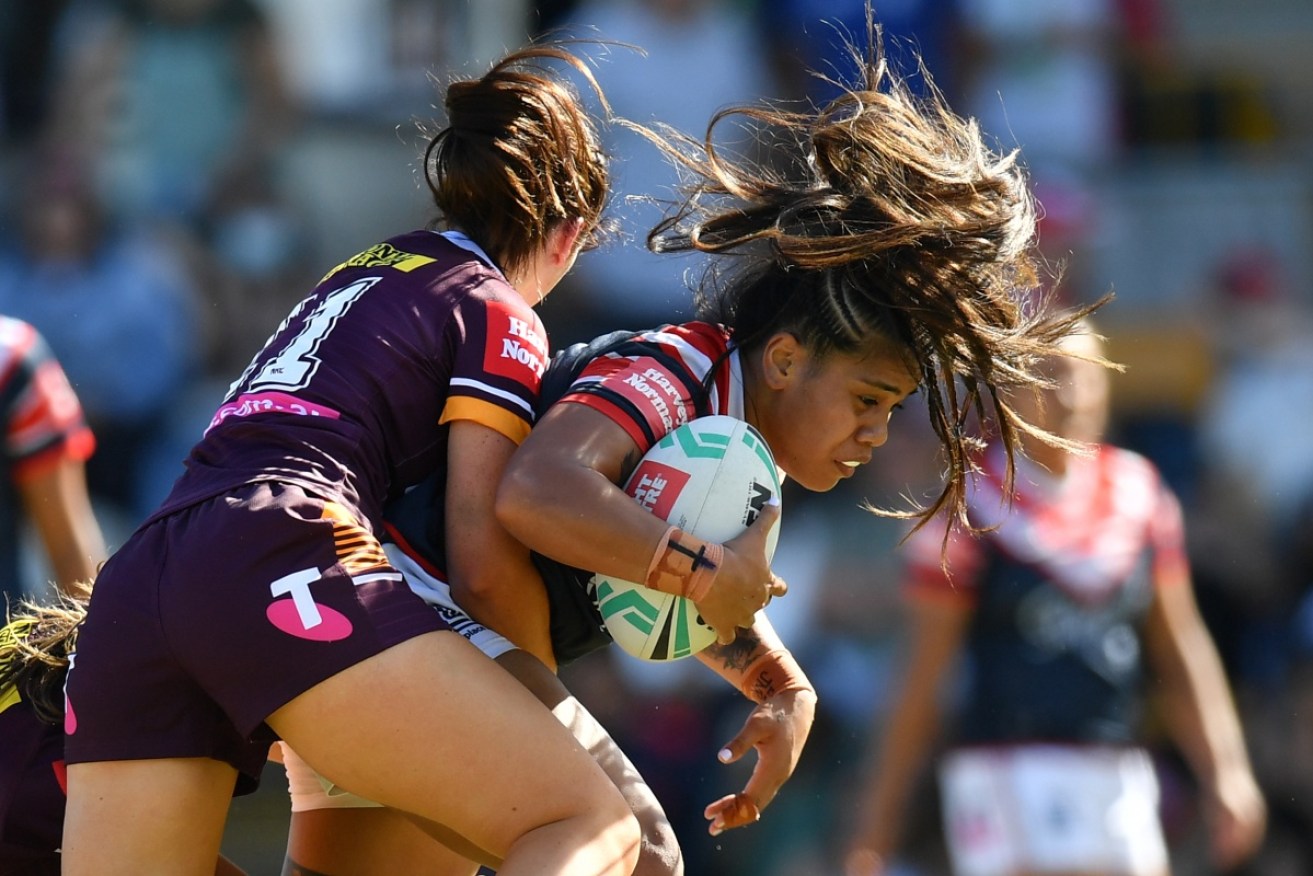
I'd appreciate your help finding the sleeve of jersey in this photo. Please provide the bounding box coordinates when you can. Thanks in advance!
[902,518,982,606]
[3,334,95,483]
[438,292,546,446]
[555,354,703,454]
[1147,481,1190,589]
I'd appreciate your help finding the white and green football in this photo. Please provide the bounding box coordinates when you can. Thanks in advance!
[591,415,782,662]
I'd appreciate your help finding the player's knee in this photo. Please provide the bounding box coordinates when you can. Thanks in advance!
[599,798,643,874]
[633,816,683,876]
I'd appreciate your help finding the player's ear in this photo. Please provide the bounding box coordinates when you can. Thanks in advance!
[549,217,585,266]
[761,332,802,390]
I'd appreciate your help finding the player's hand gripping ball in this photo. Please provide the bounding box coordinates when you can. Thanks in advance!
[590,415,782,661]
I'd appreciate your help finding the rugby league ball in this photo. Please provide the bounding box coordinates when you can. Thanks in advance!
[592,415,782,661]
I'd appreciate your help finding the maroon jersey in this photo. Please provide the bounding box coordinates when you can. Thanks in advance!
[0,620,66,872]
[156,230,547,529]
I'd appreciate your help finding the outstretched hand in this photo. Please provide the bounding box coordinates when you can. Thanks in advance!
[703,685,817,836]
[697,502,786,644]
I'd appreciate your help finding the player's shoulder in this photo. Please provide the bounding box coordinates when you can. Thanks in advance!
[318,230,511,299]
[0,315,36,353]
[1099,443,1167,492]
[0,316,42,379]
[627,321,730,374]
[639,321,730,352]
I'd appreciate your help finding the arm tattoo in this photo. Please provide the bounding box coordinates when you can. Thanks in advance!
[707,630,762,672]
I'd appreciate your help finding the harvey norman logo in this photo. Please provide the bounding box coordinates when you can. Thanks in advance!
[484,304,547,380]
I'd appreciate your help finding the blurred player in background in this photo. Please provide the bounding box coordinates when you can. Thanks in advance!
[844,324,1266,876]
[0,315,105,606]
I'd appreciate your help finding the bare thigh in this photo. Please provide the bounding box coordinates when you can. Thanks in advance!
[63,757,239,876]
[498,650,683,876]
[284,808,479,876]
[281,648,678,876]
[267,630,634,862]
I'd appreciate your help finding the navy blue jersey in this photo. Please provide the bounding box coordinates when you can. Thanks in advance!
[905,445,1190,744]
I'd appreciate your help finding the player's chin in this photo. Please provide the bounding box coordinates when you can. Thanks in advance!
[793,467,843,492]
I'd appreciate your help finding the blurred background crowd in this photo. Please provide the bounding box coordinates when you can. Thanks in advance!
[1,0,1311,873]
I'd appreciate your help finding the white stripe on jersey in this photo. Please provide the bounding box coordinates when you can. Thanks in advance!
[644,328,716,381]
[437,230,504,279]
[351,572,404,587]
[449,376,534,416]
[635,325,746,417]
[725,349,746,421]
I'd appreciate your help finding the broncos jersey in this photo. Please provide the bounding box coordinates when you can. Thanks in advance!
[153,230,547,533]
[0,618,66,873]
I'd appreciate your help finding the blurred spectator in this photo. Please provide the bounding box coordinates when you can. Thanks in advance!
[533,0,584,34]
[544,0,779,343]
[0,1,76,148]
[957,0,1123,180]
[0,156,203,521]
[45,0,295,235]
[202,162,315,378]
[843,327,1266,876]
[1185,250,1313,853]
[1196,248,1313,528]
[0,315,106,607]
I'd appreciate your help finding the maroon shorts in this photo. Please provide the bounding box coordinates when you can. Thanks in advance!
[63,482,446,785]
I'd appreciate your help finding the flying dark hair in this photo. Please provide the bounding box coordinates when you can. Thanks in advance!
[632,13,1108,535]
[423,43,612,275]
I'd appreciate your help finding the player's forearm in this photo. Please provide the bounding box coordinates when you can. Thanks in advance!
[849,680,942,860]
[1156,635,1254,791]
[1148,585,1256,790]
[697,615,812,700]
[497,456,667,584]
[850,602,965,863]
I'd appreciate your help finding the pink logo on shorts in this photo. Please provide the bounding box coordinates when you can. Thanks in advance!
[267,568,355,641]
[266,600,354,641]
[64,694,77,735]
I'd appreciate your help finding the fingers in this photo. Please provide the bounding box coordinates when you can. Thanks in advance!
[752,499,781,531]
[704,792,760,836]
[705,608,755,644]
[701,571,784,640]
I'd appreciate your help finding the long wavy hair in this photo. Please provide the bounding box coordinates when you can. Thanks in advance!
[631,11,1109,536]
[0,585,90,725]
